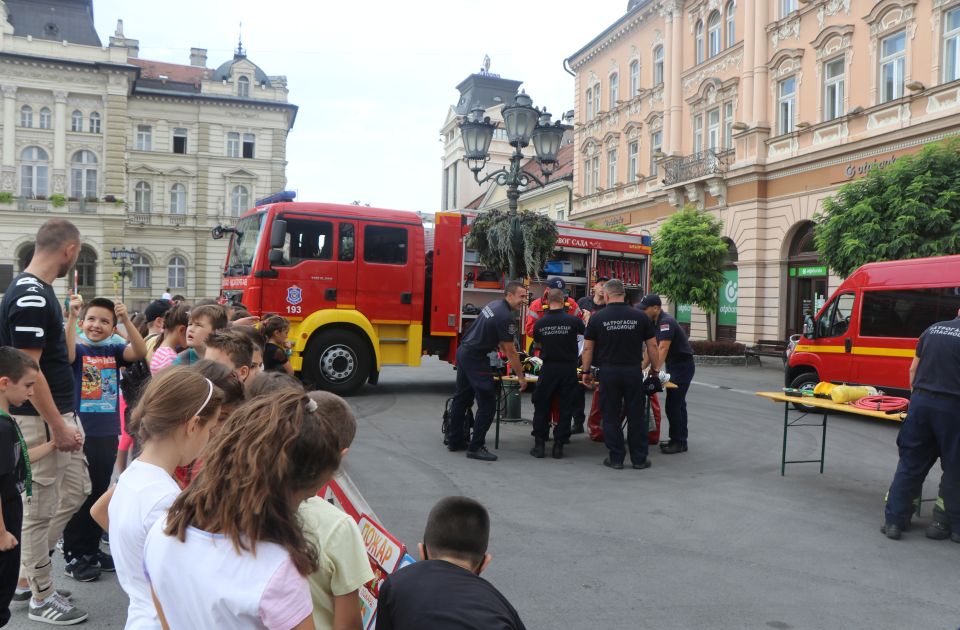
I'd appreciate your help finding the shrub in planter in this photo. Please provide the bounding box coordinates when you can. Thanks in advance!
[0,191,13,204]
[85,196,98,203]
[104,194,116,203]
[50,194,67,207]
[690,340,746,356]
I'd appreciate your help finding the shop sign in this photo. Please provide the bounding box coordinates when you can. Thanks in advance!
[717,270,738,326]
[791,265,827,278]
[676,303,692,323]
[844,156,896,179]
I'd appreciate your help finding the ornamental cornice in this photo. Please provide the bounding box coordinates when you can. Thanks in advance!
[569,2,661,70]
[682,49,742,94]
[817,0,852,29]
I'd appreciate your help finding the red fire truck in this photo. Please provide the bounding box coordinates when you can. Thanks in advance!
[216,194,652,394]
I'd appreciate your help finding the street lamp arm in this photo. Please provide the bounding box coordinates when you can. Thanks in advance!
[472,167,511,187]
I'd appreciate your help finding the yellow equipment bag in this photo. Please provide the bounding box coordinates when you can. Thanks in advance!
[830,385,871,403]
[813,382,836,397]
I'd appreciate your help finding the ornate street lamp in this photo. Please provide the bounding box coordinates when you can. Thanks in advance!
[459,91,570,280]
[110,247,138,302]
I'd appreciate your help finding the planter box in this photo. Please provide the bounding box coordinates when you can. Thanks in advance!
[693,354,747,367]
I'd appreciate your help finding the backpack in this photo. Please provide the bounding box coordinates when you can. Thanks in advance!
[119,334,157,411]
[441,397,473,445]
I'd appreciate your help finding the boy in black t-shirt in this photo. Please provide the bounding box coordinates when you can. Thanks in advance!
[376,496,526,630]
[0,347,55,627]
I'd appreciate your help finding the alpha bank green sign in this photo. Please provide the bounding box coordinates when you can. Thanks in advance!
[718,269,738,326]
[676,303,691,323]
[790,265,828,278]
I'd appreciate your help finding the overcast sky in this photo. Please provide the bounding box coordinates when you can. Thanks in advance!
[92,0,626,213]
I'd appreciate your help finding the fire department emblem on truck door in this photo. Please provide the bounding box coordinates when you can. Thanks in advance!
[286,285,303,305]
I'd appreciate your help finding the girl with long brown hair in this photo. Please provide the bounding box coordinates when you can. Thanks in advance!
[144,389,342,630]
[108,367,223,630]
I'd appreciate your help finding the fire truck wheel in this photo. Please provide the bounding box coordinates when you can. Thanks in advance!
[304,329,371,395]
[789,371,819,412]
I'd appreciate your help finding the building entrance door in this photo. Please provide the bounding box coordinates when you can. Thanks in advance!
[790,276,828,336]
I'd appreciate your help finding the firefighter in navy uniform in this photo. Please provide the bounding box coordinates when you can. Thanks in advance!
[640,294,695,454]
[530,289,585,459]
[883,308,960,541]
[580,279,662,470]
[447,282,528,462]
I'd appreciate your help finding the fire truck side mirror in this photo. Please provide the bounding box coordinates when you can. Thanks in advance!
[270,219,288,250]
[803,315,816,339]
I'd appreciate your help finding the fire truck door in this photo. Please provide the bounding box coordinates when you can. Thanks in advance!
[264,216,339,319]
[356,223,415,323]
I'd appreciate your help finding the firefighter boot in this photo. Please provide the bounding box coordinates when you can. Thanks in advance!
[926,498,951,540]
[530,439,546,459]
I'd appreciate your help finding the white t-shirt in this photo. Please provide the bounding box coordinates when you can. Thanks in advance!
[108,460,180,630]
[144,521,312,630]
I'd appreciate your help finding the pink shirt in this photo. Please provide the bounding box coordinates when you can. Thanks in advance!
[150,346,177,375]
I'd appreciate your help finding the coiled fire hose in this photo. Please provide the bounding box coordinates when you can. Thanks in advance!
[851,395,909,413]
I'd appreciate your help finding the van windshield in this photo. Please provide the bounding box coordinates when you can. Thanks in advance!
[226,213,264,277]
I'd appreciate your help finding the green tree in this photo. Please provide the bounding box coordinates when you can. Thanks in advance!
[467,209,558,280]
[651,206,727,340]
[815,138,960,277]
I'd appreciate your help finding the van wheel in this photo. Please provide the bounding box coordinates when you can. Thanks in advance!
[789,372,819,412]
[304,330,371,396]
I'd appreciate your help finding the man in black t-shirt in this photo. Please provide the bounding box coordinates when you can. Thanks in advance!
[0,220,89,623]
[882,311,960,542]
[531,289,585,459]
[576,276,608,316]
[447,282,528,462]
[573,277,606,434]
[581,279,662,470]
[640,294,696,454]
[376,496,525,630]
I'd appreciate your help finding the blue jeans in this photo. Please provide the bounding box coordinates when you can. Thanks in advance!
[884,391,960,529]
[599,364,647,465]
[448,348,497,451]
[665,359,695,444]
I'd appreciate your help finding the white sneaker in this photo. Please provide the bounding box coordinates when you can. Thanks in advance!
[28,592,88,625]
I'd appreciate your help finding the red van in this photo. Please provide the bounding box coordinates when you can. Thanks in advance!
[785,255,960,395]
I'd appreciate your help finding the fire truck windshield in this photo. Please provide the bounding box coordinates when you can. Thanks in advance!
[225,213,264,276]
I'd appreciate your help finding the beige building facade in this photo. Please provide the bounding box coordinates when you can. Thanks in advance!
[567,0,960,343]
[0,0,296,309]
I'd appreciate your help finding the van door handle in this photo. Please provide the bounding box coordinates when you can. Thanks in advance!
[400,292,412,305]
[325,288,337,301]
[845,338,852,353]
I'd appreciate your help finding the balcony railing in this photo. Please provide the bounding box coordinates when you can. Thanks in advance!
[169,214,188,227]
[127,212,152,225]
[662,149,731,186]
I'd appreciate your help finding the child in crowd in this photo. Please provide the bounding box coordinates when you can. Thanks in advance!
[64,295,147,583]
[150,304,189,375]
[246,371,303,398]
[109,368,223,630]
[299,391,373,630]
[145,389,342,630]
[0,348,56,628]
[376,496,526,630]
[174,304,228,366]
[261,315,294,375]
[231,325,266,375]
[173,360,246,489]
[203,329,261,389]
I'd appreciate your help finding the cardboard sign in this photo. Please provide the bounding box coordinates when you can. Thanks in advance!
[356,514,406,630]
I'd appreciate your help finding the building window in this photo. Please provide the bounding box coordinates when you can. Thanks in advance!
[557,209,565,221]
[726,0,736,47]
[89,112,101,134]
[136,125,152,151]
[650,130,662,176]
[226,132,241,158]
[607,147,618,187]
[169,183,186,214]
[76,248,96,295]
[231,185,249,216]
[237,75,250,98]
[778,76,796,134]
[945,7,960,83]
[583,159,591,194]
[723,101,734,149]
[132,255,151,289]
[20,106,32,128]
[823,58,845,121]
[591,156,599,193]
[708,11,722,58]
[70,150,97,200]
[39,107,52,130]
[780,0,796,18]
[71,110,83,132]
[693,114,704,152]
[173,128,188,154]
[628,141,639,183]
[653,46,664,85]
[242,134,255,159]
[707,107,721,151]
[593,84,601,114]
[168,256,186,290]
[695,21,705,64]
[135,181,152,213]
[609,73,619,106]
[585,89,594,121]
[879,31,906,103]
[20,147,48,197]
[629,60,640,97]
